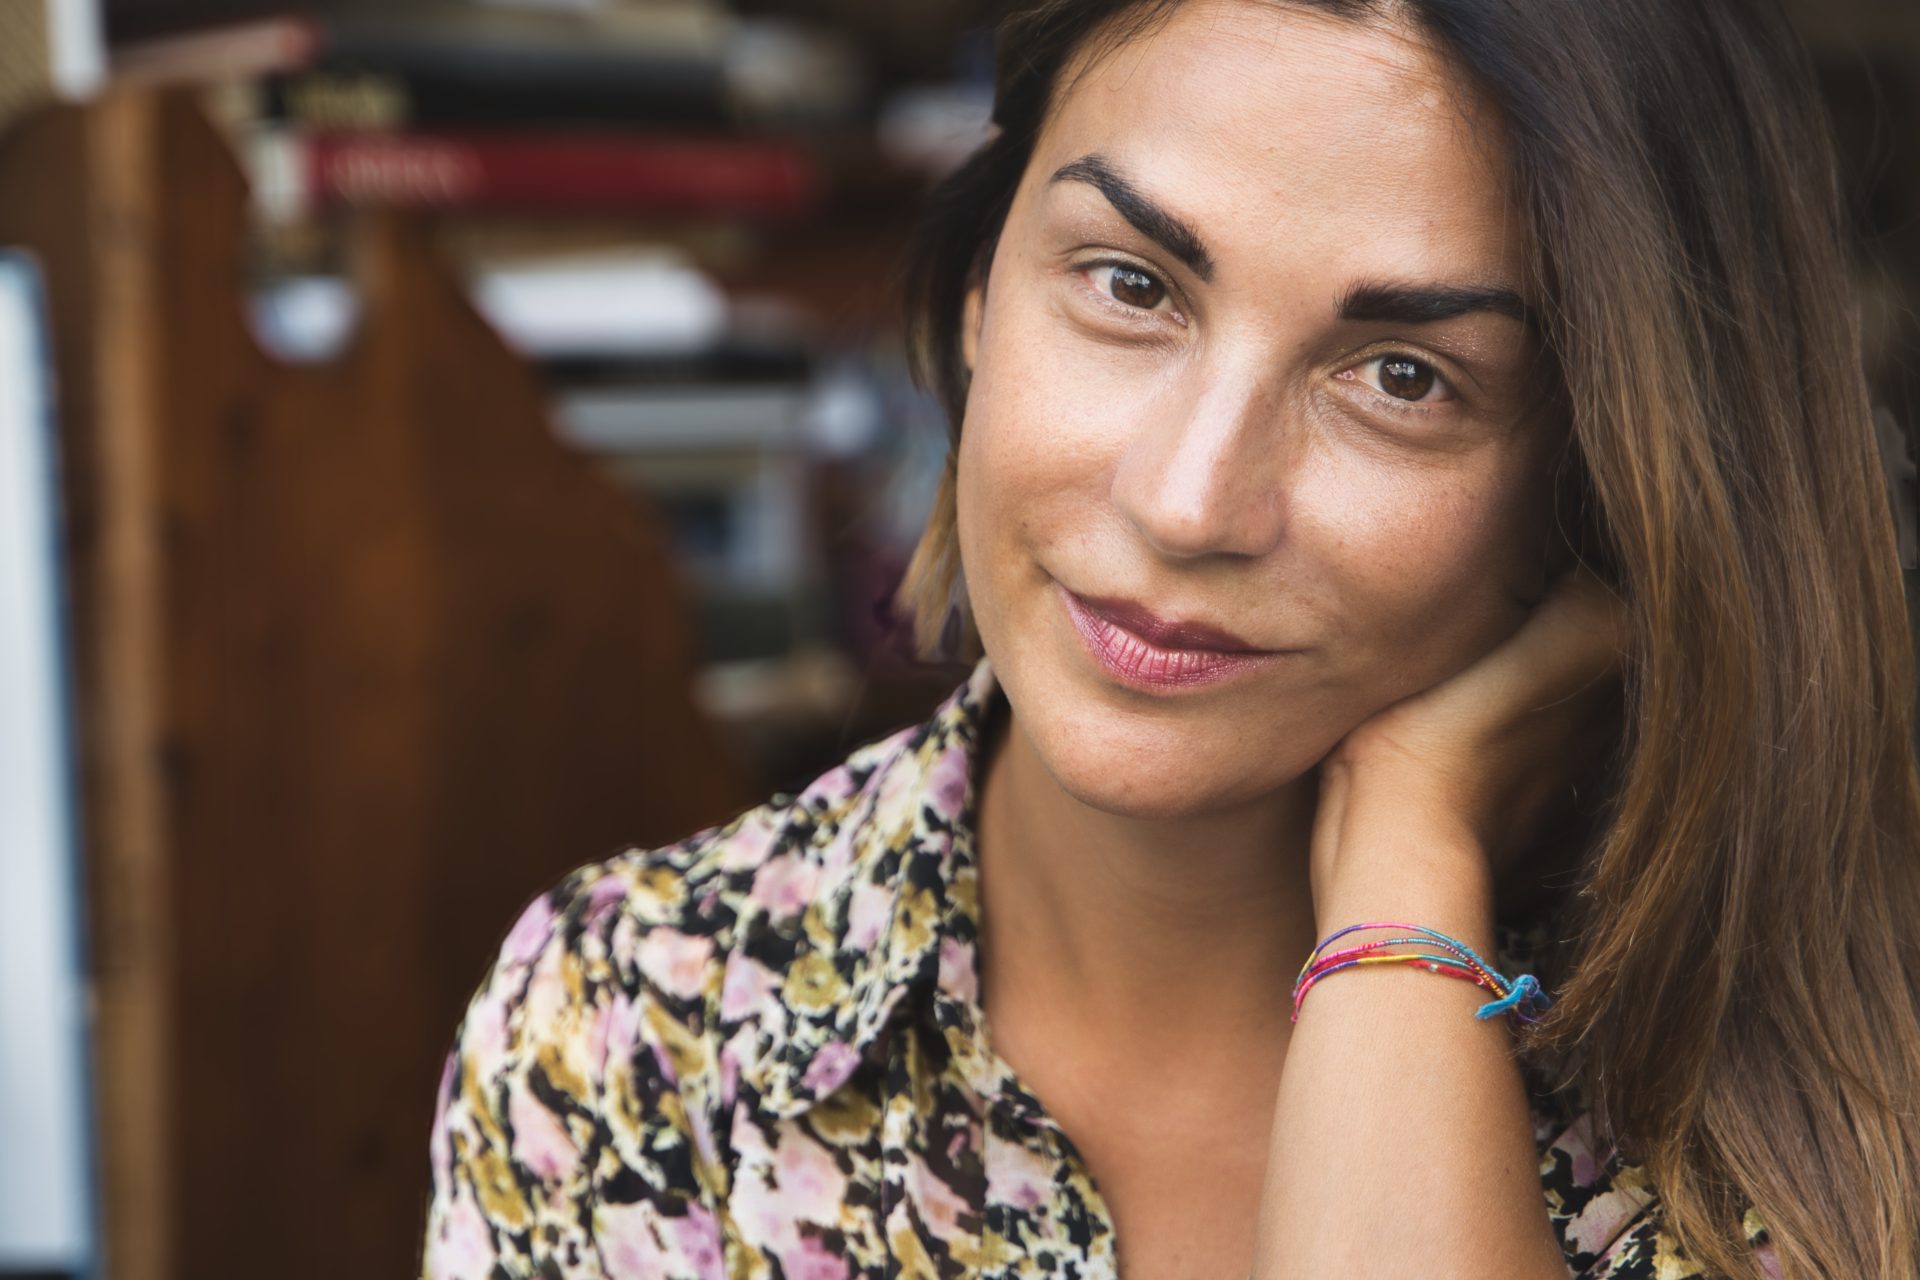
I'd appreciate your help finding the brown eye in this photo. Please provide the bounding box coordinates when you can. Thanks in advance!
[1105,264,1168,311]
[1379,356,1437,401]
[1337,354,1456,407]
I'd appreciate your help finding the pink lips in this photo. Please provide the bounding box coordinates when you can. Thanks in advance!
[1072,592,1264,652]
[1060,583,1284,690]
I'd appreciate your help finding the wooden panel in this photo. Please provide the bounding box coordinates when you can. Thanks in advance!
[0,88,755,1280]
[0,90,176,1280]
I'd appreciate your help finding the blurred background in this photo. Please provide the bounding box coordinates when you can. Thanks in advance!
[0,0,1916,1277]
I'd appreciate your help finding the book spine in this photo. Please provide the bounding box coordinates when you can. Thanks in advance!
[279,130,818,218]
[260,68,734,132]
[111,15,323,83]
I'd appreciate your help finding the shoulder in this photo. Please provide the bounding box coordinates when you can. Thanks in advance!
[435,708,924,1095]
[461,696,936,1027]
[418,829,750,1278]
[421,701,957,1275]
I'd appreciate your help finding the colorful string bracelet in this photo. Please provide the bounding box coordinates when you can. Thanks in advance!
[1290,921,1552,1025]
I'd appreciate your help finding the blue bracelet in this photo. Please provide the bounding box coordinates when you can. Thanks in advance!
[1291,920,1554,1023]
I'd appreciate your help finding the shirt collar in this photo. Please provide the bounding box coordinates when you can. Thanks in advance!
[730,655,1001,1118]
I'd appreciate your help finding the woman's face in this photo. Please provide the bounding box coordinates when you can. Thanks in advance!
[956,0,1560,820]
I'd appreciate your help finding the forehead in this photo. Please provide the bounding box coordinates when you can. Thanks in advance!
[1029,0,1523,289]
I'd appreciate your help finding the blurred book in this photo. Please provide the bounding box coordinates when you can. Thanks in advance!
[105,10,326,81]
[249,249,735,360]
[251,247,825,651]
[535,309,818,603]
[111,5,865,129]
[474,249,733,355]
[536,341,811,389]
[249,126,819,217]
[876,81,994,178]
[555,383,808,452]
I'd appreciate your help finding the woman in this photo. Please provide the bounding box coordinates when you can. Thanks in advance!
[420,0,1920,1276]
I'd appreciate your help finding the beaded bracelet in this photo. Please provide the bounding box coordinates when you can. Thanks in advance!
[1290,921,1552,1025]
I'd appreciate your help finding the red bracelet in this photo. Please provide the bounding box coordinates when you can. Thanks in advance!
[1290,921,1552,1024]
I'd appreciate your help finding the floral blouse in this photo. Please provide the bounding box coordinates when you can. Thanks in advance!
[420,656,1777,1279]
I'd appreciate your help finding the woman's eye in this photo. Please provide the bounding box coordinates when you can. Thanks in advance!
[1090,262,1171,313]
[1344,354,1455,405]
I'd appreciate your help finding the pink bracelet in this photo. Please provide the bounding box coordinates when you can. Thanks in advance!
[1290,921,1551,1024]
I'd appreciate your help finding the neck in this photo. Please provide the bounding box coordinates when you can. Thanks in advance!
[974,696,1321,1060]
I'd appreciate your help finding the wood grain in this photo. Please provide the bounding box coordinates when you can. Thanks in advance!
[0,87,755,1280]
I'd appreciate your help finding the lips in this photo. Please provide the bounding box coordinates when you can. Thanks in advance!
[1070,592,1270,653]
[1060,585,1278,690]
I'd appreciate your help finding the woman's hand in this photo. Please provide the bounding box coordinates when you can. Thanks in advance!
[1254,567,1628,1280]
[1310,565,1629,916]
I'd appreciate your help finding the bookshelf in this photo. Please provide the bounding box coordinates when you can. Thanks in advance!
[0,86,770,1280]
[1,2,997,1275]
[114,0,989,786]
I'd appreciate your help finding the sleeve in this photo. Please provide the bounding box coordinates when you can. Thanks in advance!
[418,861,730,1280]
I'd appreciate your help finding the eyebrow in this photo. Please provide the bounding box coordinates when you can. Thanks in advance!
[1050,153,1216,282]
[1049,153,1534,326]
[1337,279,1534,327]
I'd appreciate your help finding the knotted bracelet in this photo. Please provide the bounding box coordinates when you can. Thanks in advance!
[1290,920,1552,1025]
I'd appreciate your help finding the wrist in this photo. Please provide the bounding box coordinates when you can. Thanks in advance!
[1312,866,1497,954]
[1311,768,1496,935]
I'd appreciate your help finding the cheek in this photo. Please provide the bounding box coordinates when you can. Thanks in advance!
[1296,446,1543,692]
[956,304,1117,592]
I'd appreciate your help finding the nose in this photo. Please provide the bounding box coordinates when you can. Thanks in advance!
[1109,360,1293,560]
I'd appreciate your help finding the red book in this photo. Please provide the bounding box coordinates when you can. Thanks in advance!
[257,129,819,218]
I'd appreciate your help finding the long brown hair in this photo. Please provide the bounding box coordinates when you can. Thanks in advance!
[894,1,1920,1276]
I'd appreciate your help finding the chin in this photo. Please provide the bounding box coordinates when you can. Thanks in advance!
[1058,767,1226,821]
[1025,701,1317,821]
